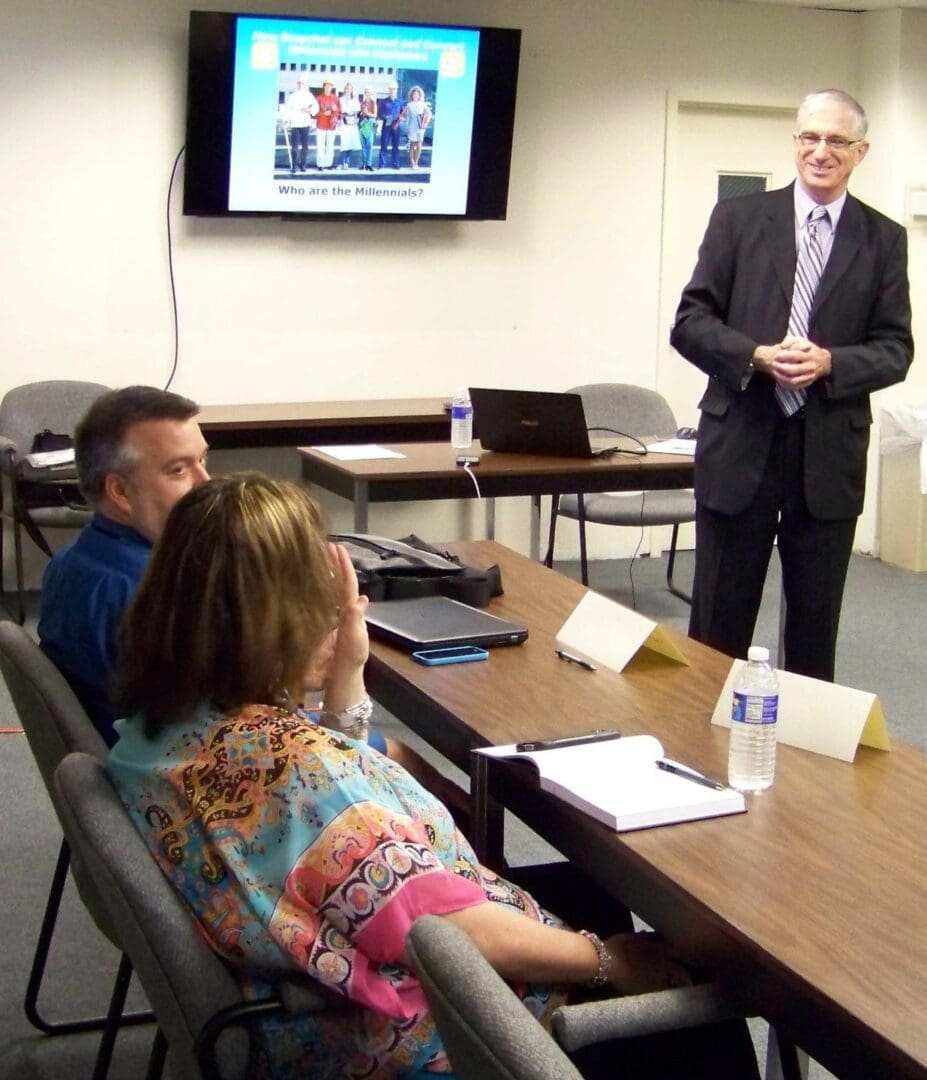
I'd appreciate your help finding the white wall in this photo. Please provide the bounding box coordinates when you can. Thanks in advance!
[2,0,922,582]
[893,8,927,399]
[851,9,927,554]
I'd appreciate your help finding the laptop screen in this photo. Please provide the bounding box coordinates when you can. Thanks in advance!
[470,388,612,457]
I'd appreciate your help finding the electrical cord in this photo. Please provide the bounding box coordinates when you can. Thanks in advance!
[576,437,647,608]
[462,463,482,500]
[550,429,650,597]
[587,426,649,456]
[164,145,186,391]
[628,452,646,610]
[585,425,649,604]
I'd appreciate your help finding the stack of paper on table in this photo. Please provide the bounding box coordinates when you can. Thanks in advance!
[23,448,75,469]
[476,735,745,832]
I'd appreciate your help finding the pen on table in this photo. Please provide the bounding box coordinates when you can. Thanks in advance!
[655,759,727,791]
[516,729,621,753]
[555,649,596,672]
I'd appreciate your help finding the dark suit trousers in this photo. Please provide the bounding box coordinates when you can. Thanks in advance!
[689,413,856,682]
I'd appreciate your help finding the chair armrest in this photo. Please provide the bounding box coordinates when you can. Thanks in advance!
[196,997,287,1080]
[551,983,749,1052]
[0,439,16,476]
[195,978,330,1080]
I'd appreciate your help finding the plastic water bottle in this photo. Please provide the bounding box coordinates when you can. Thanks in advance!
[450,388,473,449]
[728,645,778,792]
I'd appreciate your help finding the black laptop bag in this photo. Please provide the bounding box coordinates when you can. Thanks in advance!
[331,533,502,607]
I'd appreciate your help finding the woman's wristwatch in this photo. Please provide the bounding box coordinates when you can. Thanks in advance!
[320,695,373,732]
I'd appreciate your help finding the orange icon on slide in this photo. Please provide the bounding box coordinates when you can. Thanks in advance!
[440,49,465,78]
[251,40,279,69]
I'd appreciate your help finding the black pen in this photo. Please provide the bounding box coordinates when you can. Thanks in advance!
[555,649,596,672]
[656,759,727,791]
[516,729,621,753]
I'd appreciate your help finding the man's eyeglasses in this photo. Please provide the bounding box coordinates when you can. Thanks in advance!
[795,132,861,151]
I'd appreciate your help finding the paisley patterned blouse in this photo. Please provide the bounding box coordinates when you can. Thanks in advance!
[108,703,564,1078]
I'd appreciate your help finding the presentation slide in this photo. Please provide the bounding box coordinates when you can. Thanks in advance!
[228,17,480,215]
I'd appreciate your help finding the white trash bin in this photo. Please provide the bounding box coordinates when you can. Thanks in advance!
[879,403,927,572]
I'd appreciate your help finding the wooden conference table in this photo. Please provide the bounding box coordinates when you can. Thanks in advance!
[300,440,695,558]
[364,540,927,1080]
[198,397,450,450]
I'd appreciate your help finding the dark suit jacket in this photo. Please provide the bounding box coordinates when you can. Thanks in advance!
[670,183,913,520]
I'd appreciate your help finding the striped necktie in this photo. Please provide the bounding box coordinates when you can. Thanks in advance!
[776,205,829,416]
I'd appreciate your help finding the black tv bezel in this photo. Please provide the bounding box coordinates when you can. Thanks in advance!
[183,10,521,221]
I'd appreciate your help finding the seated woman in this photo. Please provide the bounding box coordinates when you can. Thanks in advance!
[108,474,757,1078]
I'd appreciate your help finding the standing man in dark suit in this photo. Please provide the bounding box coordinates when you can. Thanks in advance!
[671,89,913,681]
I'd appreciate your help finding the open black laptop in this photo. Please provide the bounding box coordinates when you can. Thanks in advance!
[470,387,623,458]
[365,596,528,651]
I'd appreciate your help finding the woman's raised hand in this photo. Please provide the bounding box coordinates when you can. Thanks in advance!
[319,543,369,713]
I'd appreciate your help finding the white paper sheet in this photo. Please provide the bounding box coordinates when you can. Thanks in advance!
[312,445,406,461]
[646,438,696,456]
[24,449,75,468]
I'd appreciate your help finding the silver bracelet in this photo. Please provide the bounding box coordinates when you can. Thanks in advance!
[319,696,373,743]
[342,696,373,722]
[578,929,610,988]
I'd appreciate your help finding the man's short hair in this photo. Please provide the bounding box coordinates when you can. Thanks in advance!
[797,89,868,141]
[75,386,199,505]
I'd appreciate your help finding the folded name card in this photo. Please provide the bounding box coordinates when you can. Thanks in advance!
[555,590,688,673]
[710,660,890,762]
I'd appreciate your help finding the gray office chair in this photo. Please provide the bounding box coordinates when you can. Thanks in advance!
[544,383,695,603]
[0,380,109,623]
[0,621,152,1075]
[406,915,750,1080]
[53,751,328,1080]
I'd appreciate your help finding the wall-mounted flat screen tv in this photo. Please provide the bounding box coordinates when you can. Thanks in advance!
[184,10,521,220]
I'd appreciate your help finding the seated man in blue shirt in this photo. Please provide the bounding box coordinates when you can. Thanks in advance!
[36,386,412,769]
[38,387,211,744]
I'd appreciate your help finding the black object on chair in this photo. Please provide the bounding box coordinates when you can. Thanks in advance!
[0,380,108,623]
[0,621,153,1075]
[53,751,328,1080]
[544,383,695,603]
[407,915,753,1080]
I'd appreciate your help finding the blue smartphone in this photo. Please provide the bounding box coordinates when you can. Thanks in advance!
[412,645,489,666]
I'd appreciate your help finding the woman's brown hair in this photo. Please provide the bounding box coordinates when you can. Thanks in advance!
[115,473,337,731]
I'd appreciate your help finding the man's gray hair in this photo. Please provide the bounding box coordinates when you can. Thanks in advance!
[75,386,199,505]
[797,89,868,141]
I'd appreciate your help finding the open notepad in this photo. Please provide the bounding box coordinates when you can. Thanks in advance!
[476,735,745,832]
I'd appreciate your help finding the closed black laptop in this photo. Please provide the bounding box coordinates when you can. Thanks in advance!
[365,596,528,651]
[470,387,619,458]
